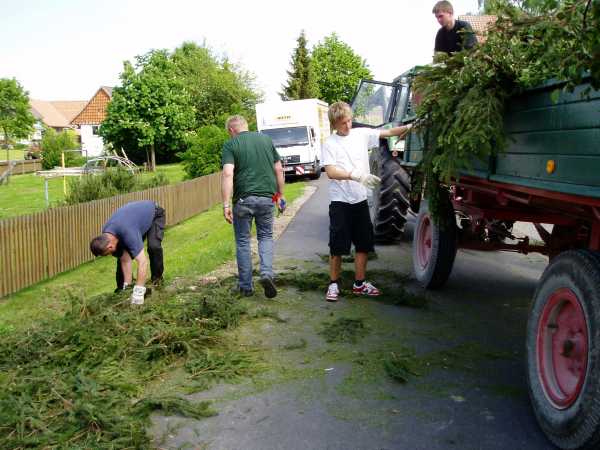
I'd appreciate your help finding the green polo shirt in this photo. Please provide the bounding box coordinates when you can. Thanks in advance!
[221,131,281,202]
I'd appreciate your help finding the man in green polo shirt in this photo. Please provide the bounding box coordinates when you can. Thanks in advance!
[221,115,285,298]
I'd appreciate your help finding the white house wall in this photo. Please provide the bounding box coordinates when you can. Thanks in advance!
[79,124,105,157]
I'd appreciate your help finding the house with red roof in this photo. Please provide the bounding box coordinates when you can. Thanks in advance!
[70,86,113,157]
[458,14,497,43]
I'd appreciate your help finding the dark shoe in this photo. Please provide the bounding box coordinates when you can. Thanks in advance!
[259,276,277,299]
[231,286,254,297]
[150,276,164,288]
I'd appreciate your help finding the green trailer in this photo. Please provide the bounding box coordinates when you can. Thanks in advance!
[351,72,600,449]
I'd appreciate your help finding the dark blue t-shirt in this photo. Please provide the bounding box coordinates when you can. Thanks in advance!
[102,200,155,258]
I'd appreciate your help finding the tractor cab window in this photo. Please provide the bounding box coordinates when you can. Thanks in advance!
[351,80,396,128]
[393,83,411,122]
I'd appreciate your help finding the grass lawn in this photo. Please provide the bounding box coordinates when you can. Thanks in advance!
[0,163,186,219]
[0,180,307,333]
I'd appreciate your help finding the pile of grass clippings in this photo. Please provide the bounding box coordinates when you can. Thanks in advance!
[276,269,428,309]
[383,351,421,383]
[319,318,369,344]
[0,284,250,448]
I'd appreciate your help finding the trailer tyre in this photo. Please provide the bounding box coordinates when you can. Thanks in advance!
[412,199,457,289]
[526,250,600,450]
[368,142,411,243]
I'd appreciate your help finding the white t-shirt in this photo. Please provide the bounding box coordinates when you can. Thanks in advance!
[321,128,381,204]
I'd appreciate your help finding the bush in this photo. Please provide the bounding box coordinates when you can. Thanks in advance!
[137,171,169,190]
[101,167,137,193]
[65,174,119,204]
[40,129,80,169]
[66,168,135,204]
[178,125,229,179]
[65,168,170,205]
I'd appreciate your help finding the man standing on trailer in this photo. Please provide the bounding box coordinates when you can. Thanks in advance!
[433,1,477,56]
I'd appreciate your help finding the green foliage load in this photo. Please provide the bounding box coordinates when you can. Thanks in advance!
[65,168,169,205]
[413,0,600,218]
[40,128,80,170]
[280,30,320,100]
[0,78,35,147]
[311,33,373,104]
[0,285,248,448]
[178,125,229,179]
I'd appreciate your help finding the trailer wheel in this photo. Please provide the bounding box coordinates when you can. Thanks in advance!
[526,250,600,450]
[412,199,457,289]
[368,142,411,243]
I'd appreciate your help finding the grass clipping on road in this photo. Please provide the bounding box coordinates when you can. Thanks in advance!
[0,282,255,448]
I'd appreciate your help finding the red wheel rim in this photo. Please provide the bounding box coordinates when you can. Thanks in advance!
[537,288,588,409]
[416,214,433,271]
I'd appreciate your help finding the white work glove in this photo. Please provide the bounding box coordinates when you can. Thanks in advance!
[130,285,146,305]
[350,169,381,189]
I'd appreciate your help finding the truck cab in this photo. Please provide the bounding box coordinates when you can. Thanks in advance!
[256,99,329,179]
[260,125,318,176]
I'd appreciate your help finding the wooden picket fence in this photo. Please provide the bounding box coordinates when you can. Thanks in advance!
[0,159,43,176]
[0,172,221,298]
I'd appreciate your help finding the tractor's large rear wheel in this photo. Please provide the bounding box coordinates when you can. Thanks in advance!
[368,142,411,243]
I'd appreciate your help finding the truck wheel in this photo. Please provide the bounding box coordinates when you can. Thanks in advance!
[369,142,411,243]
[309,158,321,180]
[412,199,457,289]
[526,249,600,450]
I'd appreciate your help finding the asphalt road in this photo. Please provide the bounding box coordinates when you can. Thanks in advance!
[153,176,556,450]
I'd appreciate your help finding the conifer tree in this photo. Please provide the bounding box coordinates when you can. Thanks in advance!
[280,30,320,100]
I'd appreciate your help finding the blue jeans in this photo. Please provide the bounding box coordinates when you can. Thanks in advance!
[233,196,275,291]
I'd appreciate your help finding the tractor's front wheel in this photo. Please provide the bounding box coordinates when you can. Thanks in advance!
[526,249,600,449]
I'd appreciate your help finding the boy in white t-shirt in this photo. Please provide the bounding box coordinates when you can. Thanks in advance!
[321,102,411,302]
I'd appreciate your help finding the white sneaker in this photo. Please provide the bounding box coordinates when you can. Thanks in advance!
[326,282,340,302]
[131,296,144,305]
[352,281,381,297]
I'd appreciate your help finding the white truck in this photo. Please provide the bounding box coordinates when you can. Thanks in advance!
[255,99,329,179]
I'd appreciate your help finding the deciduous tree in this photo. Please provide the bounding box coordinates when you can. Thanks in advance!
[40,129,79,169]
[172,42,261,128]
[100,50,196,170]
[0,78,35,160]
[311,33,372,104]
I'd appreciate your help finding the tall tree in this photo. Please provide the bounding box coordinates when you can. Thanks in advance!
[100,50,195,170]
[0,78,35,160]
[172,42,262,128]
[280,30,320,100]
[311,33,373,105]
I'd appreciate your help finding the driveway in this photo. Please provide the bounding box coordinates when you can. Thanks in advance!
[152,177,555,450]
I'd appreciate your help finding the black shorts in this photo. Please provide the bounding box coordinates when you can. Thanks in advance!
[329,200,375,256]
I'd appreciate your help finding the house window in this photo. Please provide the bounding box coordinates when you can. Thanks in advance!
[92,125,100,135]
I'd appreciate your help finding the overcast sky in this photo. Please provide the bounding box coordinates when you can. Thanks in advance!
[1,0,479,102]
